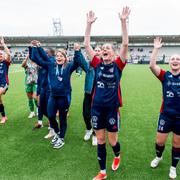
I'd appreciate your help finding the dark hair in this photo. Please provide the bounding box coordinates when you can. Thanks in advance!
[46,48,55,56]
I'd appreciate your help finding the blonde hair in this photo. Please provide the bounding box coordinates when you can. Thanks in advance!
[56,49,67,58]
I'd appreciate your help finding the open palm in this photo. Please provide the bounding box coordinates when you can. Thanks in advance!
[87,11,97,24]
[154,37,163,49]
[0,36,5,45]
[119,6,130,21]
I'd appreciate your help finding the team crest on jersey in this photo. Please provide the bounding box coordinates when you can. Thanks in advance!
[58,77,63,81]
[98,71,102,77]
[109,118,116,125]
[167,81,171,86]
[168,74,173,78]
[109,67,114,73]
[159,119,165,126]
[0,63,3,69]
[92,116,98,122]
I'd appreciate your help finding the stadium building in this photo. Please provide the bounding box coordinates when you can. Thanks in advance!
[4,35,180,64]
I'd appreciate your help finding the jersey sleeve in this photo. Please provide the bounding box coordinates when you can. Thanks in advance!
[4,60,11,66]
[156,69,166,82]
[90,56,101,68]
[115,56,126,71]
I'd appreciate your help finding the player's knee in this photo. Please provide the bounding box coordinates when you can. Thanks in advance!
[108,139,117,146]
[172,137,180,148]
[156,140,165,146]
[97,137,106,144]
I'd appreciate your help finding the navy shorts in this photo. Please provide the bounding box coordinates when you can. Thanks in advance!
[91,105,120,132]
[157,113,180,135]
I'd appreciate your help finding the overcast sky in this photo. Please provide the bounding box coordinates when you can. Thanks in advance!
[0,0,180,36]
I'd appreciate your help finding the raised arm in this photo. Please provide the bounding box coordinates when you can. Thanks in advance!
[74,43,89,72]
[0,37,11,63]
[149,37,163,76]
[38,47,52,62]
[84,11,97,60]
[119,7,130,62]
[21,55,28,68]
[29,45,49,69]
[70,43,89,73]
[30,40,51,62]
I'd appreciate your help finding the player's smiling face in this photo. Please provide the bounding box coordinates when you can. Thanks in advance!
[102,44,115,64]
[56,51,66,65]
[0,51,4,61]
[169,54,180,72]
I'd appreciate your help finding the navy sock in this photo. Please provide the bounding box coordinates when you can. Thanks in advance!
[156,143,165,158]
[112,142,120,157]
[0,104,5,117]
[97,144,106,170]
[172,147,180,168]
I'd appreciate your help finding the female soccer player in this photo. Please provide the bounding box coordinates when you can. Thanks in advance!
[33,47,55,133]
[22,54,38,118]
[84,7,130,180]
[0,36,11,124]
[149,37,180,179]
[29,41,86,149]
[83,46,102,146]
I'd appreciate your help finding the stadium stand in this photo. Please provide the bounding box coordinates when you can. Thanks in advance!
[4,35,180,64]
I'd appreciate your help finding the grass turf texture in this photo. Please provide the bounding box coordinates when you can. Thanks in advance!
[0,64,179,180]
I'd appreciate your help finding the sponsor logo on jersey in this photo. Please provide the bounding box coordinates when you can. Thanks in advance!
[102,74,114,78]
[171,82,180,86]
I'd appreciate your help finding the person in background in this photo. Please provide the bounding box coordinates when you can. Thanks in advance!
[22,54,38,119]
[83,46,102,146]
[0,36,11,124]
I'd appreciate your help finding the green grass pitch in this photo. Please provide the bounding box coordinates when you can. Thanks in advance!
[0,64,179,180]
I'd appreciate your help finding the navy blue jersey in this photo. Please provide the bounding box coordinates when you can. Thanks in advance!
[37,67,47,93]
[0,60,10,85]
[91,56,126,108]
[29,47,84,97]
[37,48,55,92]
[157,69,180,117]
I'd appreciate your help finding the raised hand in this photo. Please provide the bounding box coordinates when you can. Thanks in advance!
[86,11,97,24]
[74,43,81,51]
[119,6,130,21]
[30,40,41,47]
[0,36,5,46]
[154,37,163,49]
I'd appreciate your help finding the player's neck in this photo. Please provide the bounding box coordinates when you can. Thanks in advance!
[171,69,180,76]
